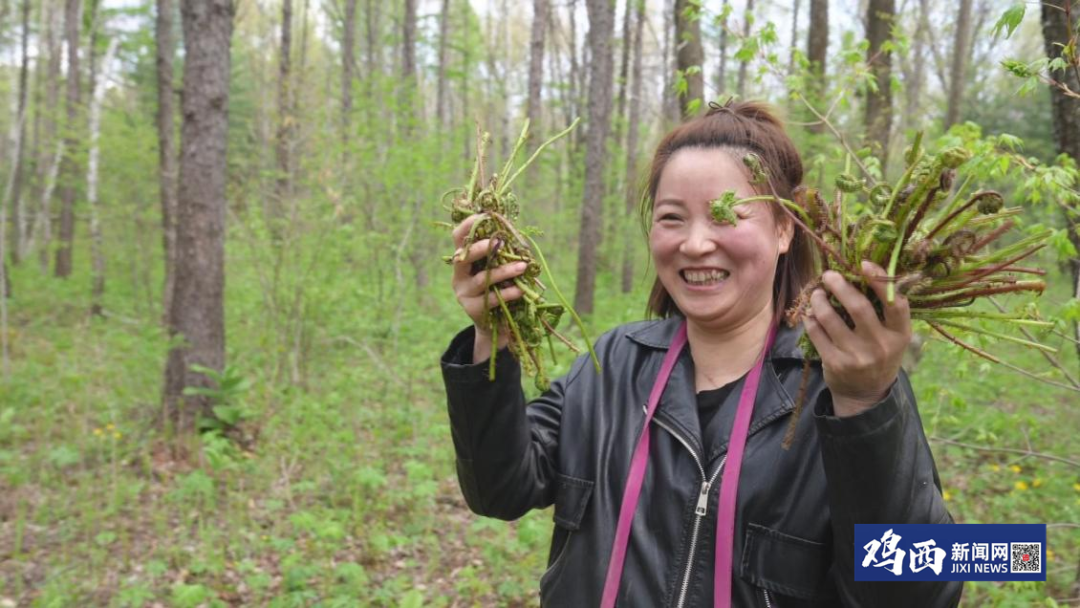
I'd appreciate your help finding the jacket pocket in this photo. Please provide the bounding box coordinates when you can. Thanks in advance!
[539,474,594,599]
[740,523,832,602]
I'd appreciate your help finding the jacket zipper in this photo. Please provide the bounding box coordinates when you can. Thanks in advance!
[762,588,773,607]
[652,415,727,608]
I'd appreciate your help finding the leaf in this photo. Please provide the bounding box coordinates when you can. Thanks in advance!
[992,3,1026,39]
[1049,228,1078,257]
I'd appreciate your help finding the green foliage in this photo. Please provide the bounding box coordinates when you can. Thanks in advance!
[992,3,1027,40]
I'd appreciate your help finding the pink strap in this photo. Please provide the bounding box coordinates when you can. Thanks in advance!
[600,320,776,608]
[600,322,687,608]
[714,323,776,607]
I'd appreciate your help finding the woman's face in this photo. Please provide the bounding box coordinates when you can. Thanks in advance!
[649,147,792,332]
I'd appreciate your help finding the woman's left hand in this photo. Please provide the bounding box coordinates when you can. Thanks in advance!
[802,261,913,417]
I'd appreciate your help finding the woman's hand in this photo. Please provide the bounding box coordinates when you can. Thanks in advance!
[451,215,528,363]
[802,261,913,417]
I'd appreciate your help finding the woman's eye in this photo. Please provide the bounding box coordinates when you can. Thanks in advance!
[658,214,681,222]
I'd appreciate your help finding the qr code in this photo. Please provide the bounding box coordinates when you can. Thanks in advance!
[1010,543,1042,573]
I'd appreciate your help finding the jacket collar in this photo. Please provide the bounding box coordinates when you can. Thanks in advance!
[626,316,805,465]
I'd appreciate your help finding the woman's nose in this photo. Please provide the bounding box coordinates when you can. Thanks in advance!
[679,220,719,257]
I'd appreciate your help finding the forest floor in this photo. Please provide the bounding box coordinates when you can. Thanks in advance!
[0,254,1078,607]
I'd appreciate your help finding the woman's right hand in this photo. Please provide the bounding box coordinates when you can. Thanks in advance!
[451,215,528,362]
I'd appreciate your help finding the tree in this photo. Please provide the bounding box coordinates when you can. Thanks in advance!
[163,0,235,434]
[157,0,178,324]
[1040,0,1080,359]
[274,0,293,224]
[717,0,729,94]
[435,0,450,126]
[526,0,547,144]
[342,0,357,144]
[28,0,63,274]
[621,0,645,293]
[54,0,81,278]
[8,0,30,265]
[864,0,895,171]
[736,0,754,97]
[806,0,828,133]
[902,0,929,132]
[573,0,615,315]
[87,39,119,317]
[944,0,974,130]
[675,0,704,118]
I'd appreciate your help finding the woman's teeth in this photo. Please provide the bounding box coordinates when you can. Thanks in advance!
[682,269,729,285]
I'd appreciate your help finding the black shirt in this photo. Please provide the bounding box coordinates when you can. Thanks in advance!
[696,380,739,457]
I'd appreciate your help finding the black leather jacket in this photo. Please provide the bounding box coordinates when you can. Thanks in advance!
[441,317,963,607]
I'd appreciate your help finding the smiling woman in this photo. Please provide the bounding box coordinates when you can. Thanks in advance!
[441,100,962,608]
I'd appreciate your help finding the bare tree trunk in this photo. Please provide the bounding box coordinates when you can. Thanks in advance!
[806,0,828,133]
[157,0,178,325]
[32,0,63,274]
[9,0,30,265]
[568,0,582,146]
[903,0,929,131]
[864,0,895,171]
[342,0,357,144]
[164,0,234,435]
[54,0,81,278]
[675,0,704,119]
[573,0,614,315]
[87,39,118,317]
[788,0,801,80]
[736,0,754,98]
[436,0,451,126]
[944,0,973,130]
[1041,0,1080,362]
[526,0,547,143]
[717,0,729,94]
[273,0,293,230]
[661,0,679,123]
[402,0,417,110]
[621,0,645,294]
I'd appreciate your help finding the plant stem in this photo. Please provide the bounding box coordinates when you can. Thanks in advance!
[522,232,601,373]
[499,117,581,196]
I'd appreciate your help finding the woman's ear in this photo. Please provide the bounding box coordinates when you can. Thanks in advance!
[776,215,794,255]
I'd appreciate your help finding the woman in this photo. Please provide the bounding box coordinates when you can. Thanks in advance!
[441,101,961,607]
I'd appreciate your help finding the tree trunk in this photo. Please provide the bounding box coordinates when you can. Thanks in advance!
[675,0,704,119]
[736,0,754,98]
[573,0,615,315]
[402,0,417,110]
[903,0,929,131]
[157,0,178,326]
[342,0,357,147]
[621,0,645,294]
[435,0,451,126]
[273,0,293,229]
[944,0,973,130]
[32,0,62,274]
[1041,0,1080,361]
[661,0,678,123]
[9,0,30,265]
[806,0,828,133]
[54,0,81,278]
[864,0,895,172]
[788,0,801,79]
[163,0,234,435]
[717,0,729,94]
[87,39,118,317]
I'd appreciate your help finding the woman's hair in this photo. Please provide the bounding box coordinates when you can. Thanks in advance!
[641,99,817,325]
